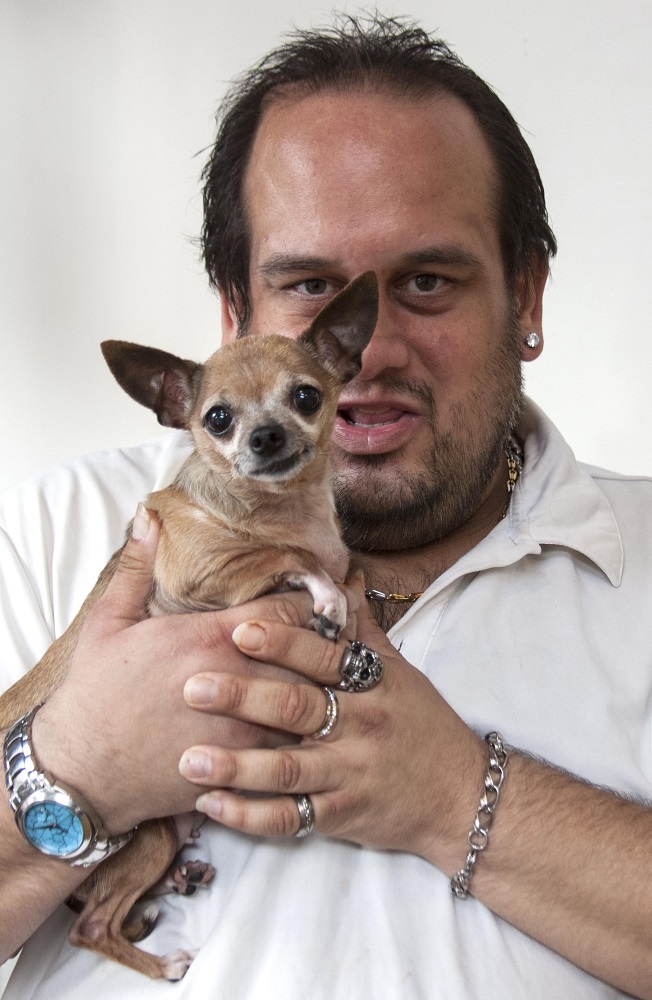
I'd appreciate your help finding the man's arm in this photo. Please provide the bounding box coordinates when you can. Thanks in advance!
[0,513,314,961]
[176,597,652,999]
[474,751,652,997]
[0,779,91,964]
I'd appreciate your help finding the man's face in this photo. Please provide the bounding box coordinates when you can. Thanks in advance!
[228,88,542,550]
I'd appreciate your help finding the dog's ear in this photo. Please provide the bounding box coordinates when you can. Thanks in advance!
[299,271,378,383]
[101,341,201,429]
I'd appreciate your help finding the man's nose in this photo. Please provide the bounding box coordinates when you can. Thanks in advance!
[356,290,410,381]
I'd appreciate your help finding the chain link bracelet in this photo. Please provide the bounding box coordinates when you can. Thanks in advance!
[450,731,508,899]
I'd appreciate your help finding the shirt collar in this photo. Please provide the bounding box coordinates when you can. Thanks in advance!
[508,399,623,586]
[391,400,623,637]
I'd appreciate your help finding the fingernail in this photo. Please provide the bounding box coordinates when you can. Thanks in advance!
[131,502,151,541]
[347,585,361,613]
[196,793,221,818]
[179,751,211,779]
[232,622,266,651]
[184,676,218,706]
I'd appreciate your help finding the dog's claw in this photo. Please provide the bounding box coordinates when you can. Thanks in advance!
[168,859,215,896]
[163,948,198,981]
[313,614,341,641]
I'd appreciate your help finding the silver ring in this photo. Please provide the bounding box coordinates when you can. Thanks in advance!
[311,686,339,740]
[337,640,383,692]
[294,794,315,838]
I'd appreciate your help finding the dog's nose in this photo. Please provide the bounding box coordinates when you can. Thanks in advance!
[249,424,287,456]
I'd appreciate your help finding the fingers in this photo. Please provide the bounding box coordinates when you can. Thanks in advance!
[180,672,349,840]
[230,620,353,687]
[193,789,320,839]
[184,673,338,739]
[179,742,341,795]
[344,574,391,647]
[179,686,346,840]
[91,504,160,629]
[191,589,316,655]
[229,614,393,692]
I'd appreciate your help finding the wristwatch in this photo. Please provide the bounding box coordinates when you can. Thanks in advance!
[3,706,135,867]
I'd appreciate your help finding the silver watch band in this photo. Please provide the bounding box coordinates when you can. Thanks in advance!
[4,707,135,867]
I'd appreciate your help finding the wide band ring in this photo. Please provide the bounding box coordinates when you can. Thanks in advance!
[294,794,315,838]
[337,640,383,693]
[311,686,339,741]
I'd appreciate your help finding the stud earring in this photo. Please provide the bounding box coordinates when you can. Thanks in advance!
[525,332,540,349]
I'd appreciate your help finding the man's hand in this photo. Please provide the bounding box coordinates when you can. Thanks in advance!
[178,573,486,865]
[175,576,652,998]
[32,508,318,837]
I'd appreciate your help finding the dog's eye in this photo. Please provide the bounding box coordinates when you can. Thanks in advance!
[294,385,322,414]
[204,406,233,436]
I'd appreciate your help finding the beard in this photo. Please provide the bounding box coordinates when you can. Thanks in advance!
[332,310,524,552]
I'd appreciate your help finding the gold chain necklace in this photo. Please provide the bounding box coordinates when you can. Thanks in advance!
[365,436,523,604]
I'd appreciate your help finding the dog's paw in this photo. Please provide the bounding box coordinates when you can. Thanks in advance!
[312,614,341,641]
[167,859,215,896]
[163,949,198,981]
[291,569,348,641]
[312,586,347,642]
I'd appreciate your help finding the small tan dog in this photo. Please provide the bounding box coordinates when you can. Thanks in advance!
[0,272,378,980]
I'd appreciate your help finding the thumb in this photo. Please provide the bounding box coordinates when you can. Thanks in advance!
[344,567,388,647]
[92,503,160,630]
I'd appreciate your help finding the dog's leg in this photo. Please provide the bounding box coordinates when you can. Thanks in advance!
[68,817,202,981]
[145,815,215,898]
[282,567,348,640]
[156,546,348,640]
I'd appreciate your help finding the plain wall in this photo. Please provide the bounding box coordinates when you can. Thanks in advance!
[2,0,652,497]
[0,3,650,994]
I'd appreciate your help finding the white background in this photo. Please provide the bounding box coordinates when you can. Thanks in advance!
[1,0,652,495]
[0,3,651,993]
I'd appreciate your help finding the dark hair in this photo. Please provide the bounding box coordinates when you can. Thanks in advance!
[201,13,557,328]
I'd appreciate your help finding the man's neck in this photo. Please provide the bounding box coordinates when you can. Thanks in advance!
[355,456,510,632]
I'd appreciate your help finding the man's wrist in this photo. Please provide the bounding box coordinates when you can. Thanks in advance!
[4,707,136,865]
[31,700,136,836]
[450,732,509,898]
[0,741,93,965]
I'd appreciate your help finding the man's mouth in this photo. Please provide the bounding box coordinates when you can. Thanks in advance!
[338,407,405,428]
[334,403,421,455]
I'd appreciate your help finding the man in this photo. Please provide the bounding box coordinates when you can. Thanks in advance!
[1,14,652,998]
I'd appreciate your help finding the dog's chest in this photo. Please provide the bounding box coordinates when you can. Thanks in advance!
[290,512,349,581]
[247,486,349,582]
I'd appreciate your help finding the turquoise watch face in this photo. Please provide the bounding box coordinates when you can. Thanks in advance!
[23,801,85,856]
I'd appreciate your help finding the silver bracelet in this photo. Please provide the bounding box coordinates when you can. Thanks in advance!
[450,731,508,899]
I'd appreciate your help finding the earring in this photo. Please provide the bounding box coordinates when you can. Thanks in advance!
[525,332,540,349]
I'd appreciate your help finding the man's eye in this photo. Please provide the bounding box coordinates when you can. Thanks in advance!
[411,274,441,292]
[204,406,233,435]
[298,279,328,295]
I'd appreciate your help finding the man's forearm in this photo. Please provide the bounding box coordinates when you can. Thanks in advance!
[207,611,652,999]
[0,748,90,964]
[471,751,652,998]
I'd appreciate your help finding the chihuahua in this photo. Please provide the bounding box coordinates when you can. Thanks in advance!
[0,272,378,980]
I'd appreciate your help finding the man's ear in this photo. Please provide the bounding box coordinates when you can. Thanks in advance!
[220,290,240,344]
[101,341,201,428]
[299,271,379,383]
[514,259,548,361]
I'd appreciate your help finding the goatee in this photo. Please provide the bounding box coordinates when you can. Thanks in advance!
[333,313,524,552]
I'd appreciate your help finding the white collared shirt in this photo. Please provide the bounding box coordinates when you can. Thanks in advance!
[1,400,650,999]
